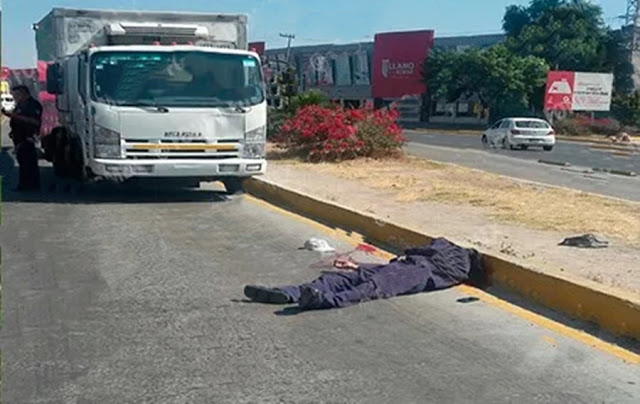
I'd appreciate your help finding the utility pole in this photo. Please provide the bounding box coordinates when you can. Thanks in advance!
[625,0,640,90]
[279,33,295,63]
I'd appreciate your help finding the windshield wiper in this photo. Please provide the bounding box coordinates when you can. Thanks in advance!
[121,100,170,113]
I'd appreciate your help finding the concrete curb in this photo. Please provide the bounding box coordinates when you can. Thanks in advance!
[245,177,640,341]
[405,128,481,136]
[588,144,639,153]
[406,129,640,148]
[538,159,570,167]
[593,168,638,177]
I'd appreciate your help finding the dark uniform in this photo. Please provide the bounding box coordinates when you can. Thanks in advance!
[10,96,42,190]
[244,238,485,311]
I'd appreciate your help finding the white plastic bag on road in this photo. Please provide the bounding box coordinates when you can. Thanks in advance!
[302,238,336,253]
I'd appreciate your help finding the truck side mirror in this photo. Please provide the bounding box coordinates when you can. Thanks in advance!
[46,63,62,95]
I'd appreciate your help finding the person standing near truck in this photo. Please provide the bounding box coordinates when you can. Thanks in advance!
[2,85,43,191]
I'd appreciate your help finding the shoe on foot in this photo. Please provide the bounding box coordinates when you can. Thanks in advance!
[298,285,325,310]
[244,285,291,304]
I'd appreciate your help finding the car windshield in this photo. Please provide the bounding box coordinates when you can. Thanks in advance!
[515,120,550,129]
[90,51,265,108]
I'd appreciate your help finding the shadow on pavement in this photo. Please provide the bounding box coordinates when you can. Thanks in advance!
[0,148,230,204]
[487,286,640,355]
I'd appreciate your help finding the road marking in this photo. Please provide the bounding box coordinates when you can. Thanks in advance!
[245,193,640,365]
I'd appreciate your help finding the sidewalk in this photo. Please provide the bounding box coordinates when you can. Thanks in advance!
[262,156,640,297]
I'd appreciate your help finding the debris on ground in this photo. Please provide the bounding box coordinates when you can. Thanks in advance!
[301,238,336,252]
[559,234,609,249]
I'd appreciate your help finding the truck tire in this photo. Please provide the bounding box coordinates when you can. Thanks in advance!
[41,132,56,162]
[52,128,71,178]
[222,178,246,195]
[52,128,86,181]
[543,146,553,152]
[68,135,87,181]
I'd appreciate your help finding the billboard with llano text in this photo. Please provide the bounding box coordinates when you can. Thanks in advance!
[372,30,435,99]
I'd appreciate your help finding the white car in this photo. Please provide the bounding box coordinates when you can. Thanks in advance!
[482,117,556,151]
[1,93,15,113]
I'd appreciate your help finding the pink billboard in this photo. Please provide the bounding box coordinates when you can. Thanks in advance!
[372,30,435,99]
[249,41,266,57]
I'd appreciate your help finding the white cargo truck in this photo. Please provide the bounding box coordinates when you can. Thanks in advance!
[35,8,267,193]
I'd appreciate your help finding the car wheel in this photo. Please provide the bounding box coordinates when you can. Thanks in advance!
[502,137,515,150]
[543,146,553,152]
[521,145,528,150]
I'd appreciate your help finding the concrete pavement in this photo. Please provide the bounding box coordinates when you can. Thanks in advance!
[405,131,640,201]
[1,154,639,402]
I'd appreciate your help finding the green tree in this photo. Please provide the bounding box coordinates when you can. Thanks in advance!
[503,0,608,71]
[423,45,549,121]
[612,91,640,127]
[603,29,635,94]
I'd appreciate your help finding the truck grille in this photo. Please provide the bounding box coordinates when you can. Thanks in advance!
[124,139,242,160]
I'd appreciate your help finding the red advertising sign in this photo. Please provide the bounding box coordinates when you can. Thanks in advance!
[544,71,574,111]
[249,41,266,57]
[372,30,434,98]
[544,70,614,111]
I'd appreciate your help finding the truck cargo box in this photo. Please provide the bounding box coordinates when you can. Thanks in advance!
[34,7,248,62]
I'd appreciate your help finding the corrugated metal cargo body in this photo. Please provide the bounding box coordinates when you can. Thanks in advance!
[34,7,248,61]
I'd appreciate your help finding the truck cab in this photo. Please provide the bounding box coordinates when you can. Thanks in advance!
[37,9,267,192]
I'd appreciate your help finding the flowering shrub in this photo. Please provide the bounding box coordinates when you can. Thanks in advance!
[554,116,622,137]
[275,105,406,162]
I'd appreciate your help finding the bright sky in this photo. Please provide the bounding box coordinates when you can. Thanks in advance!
[1,0,628,68]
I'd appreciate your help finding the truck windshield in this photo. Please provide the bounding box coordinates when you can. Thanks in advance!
[90,51,265,108]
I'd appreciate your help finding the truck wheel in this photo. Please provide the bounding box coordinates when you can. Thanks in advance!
[52,129,70,178]
[222,178,246,195]
[69,136,87,182]
[543,146,553,152]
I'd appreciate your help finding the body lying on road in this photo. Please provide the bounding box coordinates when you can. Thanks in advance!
[244,238,484,310]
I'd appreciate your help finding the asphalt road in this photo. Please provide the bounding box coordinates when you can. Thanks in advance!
[405,131,640,202]
[405,131,640,174]
[1,153,640,402]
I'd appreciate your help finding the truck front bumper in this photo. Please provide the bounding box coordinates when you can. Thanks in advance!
[90,158,267,180]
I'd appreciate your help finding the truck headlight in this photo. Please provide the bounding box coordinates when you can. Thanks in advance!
[94,125,122,158]
[243,144,265,159]
[244,125,266,143]
[243,125,266,159]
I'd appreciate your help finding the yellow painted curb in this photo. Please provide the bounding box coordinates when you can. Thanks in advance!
[245,177,640,341]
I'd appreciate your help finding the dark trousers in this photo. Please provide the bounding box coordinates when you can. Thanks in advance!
[277,262,431,309]
[15,138,41,189]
